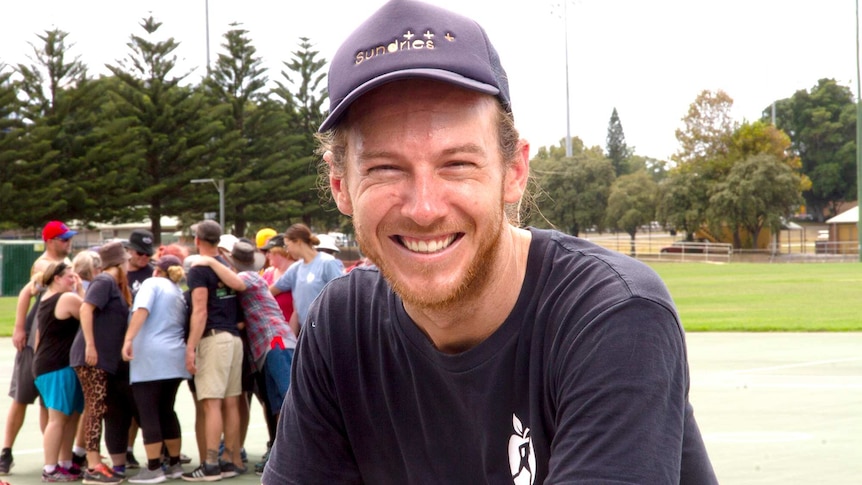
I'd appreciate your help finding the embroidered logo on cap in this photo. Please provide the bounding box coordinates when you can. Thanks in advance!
[354,29,456,65]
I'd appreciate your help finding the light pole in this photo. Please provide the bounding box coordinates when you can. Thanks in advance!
[856,0,862,260]
[191,178,225,229]
[563,0,572,158]
[205,0,211,73]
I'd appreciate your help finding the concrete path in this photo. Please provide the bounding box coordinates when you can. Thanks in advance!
[0,333,859,484]
[687,332,862,485]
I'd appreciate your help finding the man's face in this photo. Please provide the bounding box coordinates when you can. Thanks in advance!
[330,80,525,310]
[126,247,150,270]
[49,237,73,258]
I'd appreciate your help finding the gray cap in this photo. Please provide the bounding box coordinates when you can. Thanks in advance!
[319,0,511,132]
[194,220,222,245]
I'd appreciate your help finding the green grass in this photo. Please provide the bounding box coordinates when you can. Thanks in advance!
[648,262,862,331]
[1,263,860,333]
[0,296,17,335]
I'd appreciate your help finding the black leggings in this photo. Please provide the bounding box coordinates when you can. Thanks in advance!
[105,369,138,455]
[131,379,183,445]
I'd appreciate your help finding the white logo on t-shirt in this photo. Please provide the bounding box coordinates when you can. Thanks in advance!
[306,272,316,283]
[508,413,536,485]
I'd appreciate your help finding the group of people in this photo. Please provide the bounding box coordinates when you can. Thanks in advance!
[2,219,347,484]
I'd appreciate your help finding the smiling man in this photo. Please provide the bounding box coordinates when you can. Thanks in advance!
[262,1,717,484]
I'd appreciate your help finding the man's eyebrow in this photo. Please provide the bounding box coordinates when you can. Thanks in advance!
[357,144,486,163]
[441,143,485,156]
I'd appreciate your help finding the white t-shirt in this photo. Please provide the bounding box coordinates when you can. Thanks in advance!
[129,276,191,383]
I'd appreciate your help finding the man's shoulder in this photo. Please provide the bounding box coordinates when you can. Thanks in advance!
[239,270,266,286]
[32,254,67,275]
[528,228,668,296]
[319,266,386,304]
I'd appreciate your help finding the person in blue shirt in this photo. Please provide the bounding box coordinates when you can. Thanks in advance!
[270,224,344,337]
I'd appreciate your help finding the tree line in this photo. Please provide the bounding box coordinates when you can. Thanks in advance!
[528,80,855,251]
[0,18,338,246]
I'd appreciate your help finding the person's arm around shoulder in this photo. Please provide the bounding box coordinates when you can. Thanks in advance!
[192,255,247,291]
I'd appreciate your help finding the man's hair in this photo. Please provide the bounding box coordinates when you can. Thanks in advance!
[317,101,531,225]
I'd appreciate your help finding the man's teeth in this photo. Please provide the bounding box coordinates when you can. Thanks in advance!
[403,235,456,253]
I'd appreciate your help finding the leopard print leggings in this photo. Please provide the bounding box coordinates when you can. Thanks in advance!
[74,365,108,452]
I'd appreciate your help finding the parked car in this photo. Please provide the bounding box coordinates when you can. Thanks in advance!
[659,241,725,254]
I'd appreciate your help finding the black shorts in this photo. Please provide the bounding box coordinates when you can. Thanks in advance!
[8,347,40,405]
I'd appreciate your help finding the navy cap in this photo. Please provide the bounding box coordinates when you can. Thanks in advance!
[320,0,511,132]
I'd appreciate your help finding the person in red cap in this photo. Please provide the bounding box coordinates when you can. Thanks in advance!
[1,221,77,476]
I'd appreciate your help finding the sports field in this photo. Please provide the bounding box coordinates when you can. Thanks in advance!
[2,262,860,333]
[649,262,862,331]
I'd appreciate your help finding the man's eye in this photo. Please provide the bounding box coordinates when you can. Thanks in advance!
[365,164,398,174]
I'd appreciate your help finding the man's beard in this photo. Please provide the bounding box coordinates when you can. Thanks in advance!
[356,202,505,312]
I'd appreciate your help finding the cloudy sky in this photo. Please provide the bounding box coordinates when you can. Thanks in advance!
[1,0,857,160]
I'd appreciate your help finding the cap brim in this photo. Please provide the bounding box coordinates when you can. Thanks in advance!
[123,241,153,256]
[58,231,77,240]
[319,68,500,132]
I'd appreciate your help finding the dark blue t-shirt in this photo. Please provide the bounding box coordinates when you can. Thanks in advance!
[187,256,240,334]
[263,228,717,484]
[70,273,129,374]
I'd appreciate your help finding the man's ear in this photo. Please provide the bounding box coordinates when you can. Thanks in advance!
[503,140,530,204]
[325,150,354,216]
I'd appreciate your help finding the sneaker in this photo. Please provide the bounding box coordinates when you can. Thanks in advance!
[0,450,12,475]
[73,453,88,470]
[83,463,123,484]
[161,452,192,466]
[216,442,246,464]
[163,463,184,480]
[254,443,270,476]
[41,467,75,482]
[129,467,166,484]
[66,464,83,480]
[218,462,237,479]
[180,463,221,482]
[126,451,140,469]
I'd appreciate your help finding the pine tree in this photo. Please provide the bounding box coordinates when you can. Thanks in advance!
[105,16,222,244]
[11,29,94,229]
[0,67,25,227]
[605,107,631,176]
[273,37,336,230]
[205,24,301,236]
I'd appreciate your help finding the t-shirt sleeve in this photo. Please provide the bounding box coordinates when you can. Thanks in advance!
[84,275,112,310]
[187,266,208,291]
[323,258,345,283]
[547,298,714,483]
[273,264,297,292]
[262,290,361,484]
[132,279,158,312]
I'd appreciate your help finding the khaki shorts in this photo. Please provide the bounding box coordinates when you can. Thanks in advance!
[194,331,243,400]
